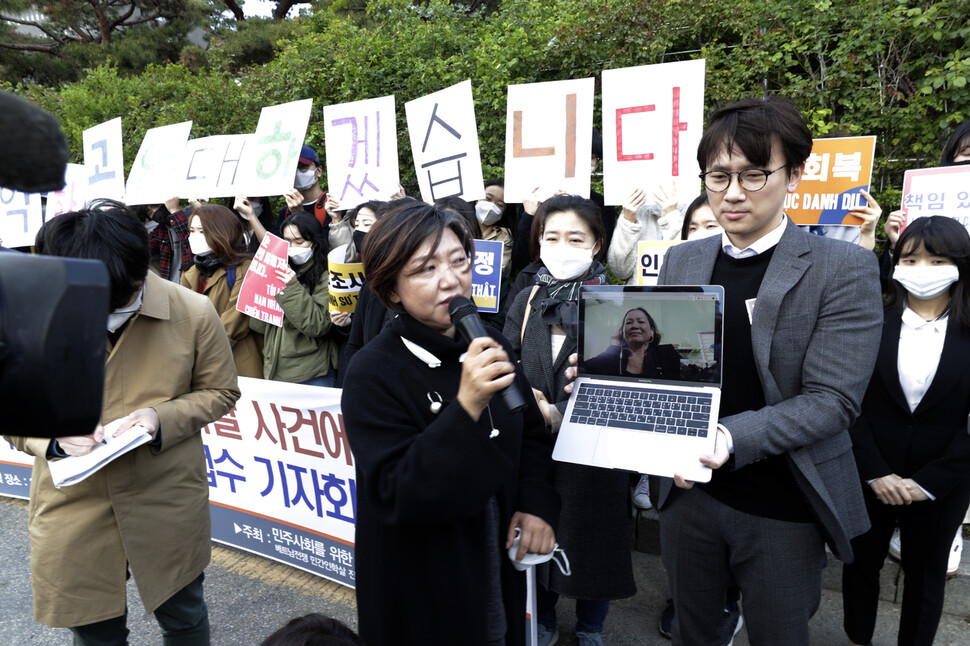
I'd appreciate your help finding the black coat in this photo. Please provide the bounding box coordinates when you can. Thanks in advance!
[342,313,560,646]
[583,342,682,380]
[850,310,970,498]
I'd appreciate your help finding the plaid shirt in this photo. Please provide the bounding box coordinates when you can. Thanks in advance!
[148,208,191,281]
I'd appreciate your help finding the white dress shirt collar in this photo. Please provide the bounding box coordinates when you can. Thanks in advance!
[721,215,788,259]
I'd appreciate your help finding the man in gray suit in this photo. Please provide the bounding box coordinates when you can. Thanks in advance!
[656,97,883,645]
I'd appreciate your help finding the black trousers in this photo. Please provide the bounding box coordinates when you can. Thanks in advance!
[69,572,209,646]
[842,483,970,646]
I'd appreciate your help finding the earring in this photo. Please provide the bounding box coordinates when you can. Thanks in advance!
[427,392,443,414]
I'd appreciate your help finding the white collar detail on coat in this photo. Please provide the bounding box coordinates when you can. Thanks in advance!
[400,337,468,368]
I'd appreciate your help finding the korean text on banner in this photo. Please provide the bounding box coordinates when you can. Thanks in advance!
[203,378,356,588]
[324,95,400,210]
[0,379,357,588]
[504,78,595,203]
[637,241,681,286]
[45,163,87,219]
[471,239,503,313]
[238,100,314,198]
[179,134,251,199]
[784,136,877,225]
[602,60,705,206]
[125,121,194,206]
[405,80,486,204]
[237,233,289,327]
[327,244,365,313]
[83,117,125,202]
[0,188,43,248]
[901,165,970,234]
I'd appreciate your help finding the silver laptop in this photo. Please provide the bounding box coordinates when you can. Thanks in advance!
[553,285,723,482]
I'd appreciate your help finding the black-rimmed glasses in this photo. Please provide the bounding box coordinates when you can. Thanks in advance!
[698,166,787,192]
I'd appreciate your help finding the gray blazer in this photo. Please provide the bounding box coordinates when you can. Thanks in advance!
[657,220,883,562]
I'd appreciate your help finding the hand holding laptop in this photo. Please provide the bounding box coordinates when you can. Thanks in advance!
[674,426,731,490]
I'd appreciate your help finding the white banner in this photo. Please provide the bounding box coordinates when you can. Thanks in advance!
[238,99,314,198]
[324,95,400,210]
[0,188,43,248]
[405,80,486,204]
[178,134,252,199]
[602,60,705,206]
[504,77,595,203]
[45,163,88,219]
[125,121,194,206]
[82,117,126,202]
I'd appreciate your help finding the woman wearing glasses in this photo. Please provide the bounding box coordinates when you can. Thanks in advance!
[341,200,559,646]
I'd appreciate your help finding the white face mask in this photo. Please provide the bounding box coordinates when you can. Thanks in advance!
[893,264,960,300]
[288,245,314,265]
[540,243,594,280]
[294,168,316,191]
[188,232,212,256]
[107,284,145,333]
[475,200,502,226]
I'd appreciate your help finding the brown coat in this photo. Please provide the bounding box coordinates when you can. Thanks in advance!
[5,272,240,627]
[181,258,263,378]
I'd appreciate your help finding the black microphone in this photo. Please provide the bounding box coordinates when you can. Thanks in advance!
[448,296,526,414]
[0,91,68,193]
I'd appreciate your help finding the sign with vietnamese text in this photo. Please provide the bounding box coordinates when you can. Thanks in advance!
[237,233,289,327]
[784,136,877,225]
[471,239,503,313]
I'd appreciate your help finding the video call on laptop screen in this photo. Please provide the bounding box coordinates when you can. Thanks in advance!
[577,285,724,387]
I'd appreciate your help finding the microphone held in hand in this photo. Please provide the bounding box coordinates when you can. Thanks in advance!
[447,296,526,414]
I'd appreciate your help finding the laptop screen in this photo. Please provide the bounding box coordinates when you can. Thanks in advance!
[577,285,723,387]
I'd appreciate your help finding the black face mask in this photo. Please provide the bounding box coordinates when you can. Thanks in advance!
[352,229,366,255]
[194,254,222,273]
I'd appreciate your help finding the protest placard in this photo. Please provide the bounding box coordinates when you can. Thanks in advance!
[637,240,682,286]
[45,163,87,219]
[0,188,43,248]
[602,60,705,206]
[125,121,194,205]
[238,99,314,198]
[784,136,877,225]
[901,165,970,233]
[0,378,358,588]
[324,95,400,210]
[504,78,595,203]
[471,239,503,313]
[327,245,365,313]
[405,80,486,204]
[236,233,289,327]
[83,117,125,202]
[179,134,251,199]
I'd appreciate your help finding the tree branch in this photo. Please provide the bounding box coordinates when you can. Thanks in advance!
[0,12,66,43]
[222,0,245,21]
[0,40,57,53]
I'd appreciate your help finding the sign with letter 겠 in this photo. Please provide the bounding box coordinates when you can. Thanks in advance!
[602,60,705,206]
[784,136,877,225]
[237,233,289,327]
[504,78,595,203]
[324,95,400,210]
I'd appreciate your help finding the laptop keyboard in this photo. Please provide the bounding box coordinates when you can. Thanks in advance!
[570,383,713,437]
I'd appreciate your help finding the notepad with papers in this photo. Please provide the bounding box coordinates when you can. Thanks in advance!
[47,418,153,488]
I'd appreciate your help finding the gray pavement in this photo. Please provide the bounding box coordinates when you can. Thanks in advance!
[2,497,969,644]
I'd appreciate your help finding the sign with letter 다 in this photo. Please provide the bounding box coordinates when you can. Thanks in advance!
[602,60,705,206]
[504,77,595,203]
[405,80,486,205]
[324,95,400,210]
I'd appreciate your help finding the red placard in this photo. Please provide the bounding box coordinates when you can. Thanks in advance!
[236,233,289,327]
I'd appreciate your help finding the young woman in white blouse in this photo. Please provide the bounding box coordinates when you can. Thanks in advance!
[843,216,970,646]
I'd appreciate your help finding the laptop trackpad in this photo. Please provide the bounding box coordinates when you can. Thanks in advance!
[592,428,712,482]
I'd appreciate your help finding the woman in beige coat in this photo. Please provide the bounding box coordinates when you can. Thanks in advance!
[181,204,263,378]
[6,202,239,644]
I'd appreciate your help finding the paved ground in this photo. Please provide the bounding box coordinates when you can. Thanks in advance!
[2,497,969,644]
